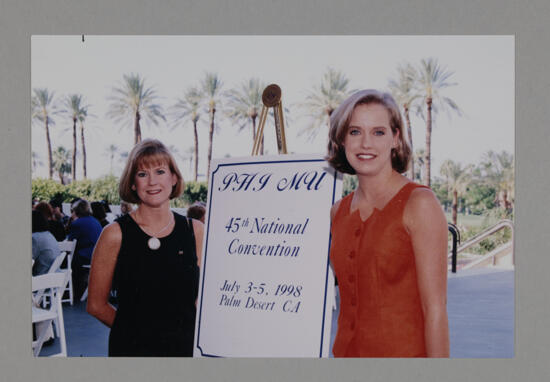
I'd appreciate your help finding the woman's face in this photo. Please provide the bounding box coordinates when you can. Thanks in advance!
[132,161,177,208]
[343,103,399,177]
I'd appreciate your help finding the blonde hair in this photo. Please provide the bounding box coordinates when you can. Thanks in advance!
[119,139,184,203]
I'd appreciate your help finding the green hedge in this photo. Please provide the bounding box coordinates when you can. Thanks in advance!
[32,177,208,206]
[31,178,69,202]
[342,174,358,197]
[172,181,208,208]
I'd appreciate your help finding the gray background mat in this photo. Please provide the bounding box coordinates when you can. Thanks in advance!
[1,0,548,381]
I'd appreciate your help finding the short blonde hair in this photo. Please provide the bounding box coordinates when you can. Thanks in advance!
[326,89,411,174]
[119,139,184,204]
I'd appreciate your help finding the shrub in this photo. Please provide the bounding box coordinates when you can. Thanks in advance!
[459,207,513,255]
[172,181,208,207]
[89,175,120,204]
[32,178,68,202]
[342,174,357,197]
[66,179,94,200]
[32,176,120,204]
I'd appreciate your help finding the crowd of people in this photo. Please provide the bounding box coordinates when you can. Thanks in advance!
[33,198,124,298]
[32,88,449,358]
[31,194,206,303]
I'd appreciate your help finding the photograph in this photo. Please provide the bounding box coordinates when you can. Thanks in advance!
[30,35,514,358]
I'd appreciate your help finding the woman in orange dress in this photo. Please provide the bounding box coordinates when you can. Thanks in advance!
[326,89,449,357]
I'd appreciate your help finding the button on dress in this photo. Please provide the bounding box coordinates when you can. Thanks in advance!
[330,182,429,357]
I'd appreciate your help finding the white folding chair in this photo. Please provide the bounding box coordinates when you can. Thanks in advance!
[58,240,76,305]
[32,272,67,357]
[32,250,68,308]
[79,264,92,302]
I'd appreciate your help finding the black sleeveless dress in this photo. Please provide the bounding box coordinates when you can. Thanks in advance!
[108,212,199,357]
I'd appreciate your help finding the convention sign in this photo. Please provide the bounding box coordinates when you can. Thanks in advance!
[193,154,342,357]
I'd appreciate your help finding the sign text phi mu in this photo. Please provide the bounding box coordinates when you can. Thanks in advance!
[194,155,342,358]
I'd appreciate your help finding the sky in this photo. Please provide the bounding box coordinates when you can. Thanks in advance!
[31,35,514,182]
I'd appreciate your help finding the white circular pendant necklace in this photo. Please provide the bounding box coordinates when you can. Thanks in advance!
[133,212,174,250]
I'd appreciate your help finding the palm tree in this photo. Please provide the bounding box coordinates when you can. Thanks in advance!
[200,73,224,180]
[61,94,89,181]
[52,146,71,185]
[440,160,473,225]
[172,87,202,181]
[413,148,425,183]
[481,150,514,210]
[226,78,266,154]
[416,58,461,187]
[182,146,195,173]
[300,68,351,140]
[31,151,43,175]
[105,144,119,174]
[107,73,165,144]
[388,63,419,179]
[31,88,57,179]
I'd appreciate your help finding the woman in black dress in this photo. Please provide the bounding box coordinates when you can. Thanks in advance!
[87,139,204,357]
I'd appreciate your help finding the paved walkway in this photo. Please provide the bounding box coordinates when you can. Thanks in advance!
[447,268,514,358]
[40,268,514,358]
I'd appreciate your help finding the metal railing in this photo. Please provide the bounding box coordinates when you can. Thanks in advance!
[448,223,460,273]
[447,219,514,272]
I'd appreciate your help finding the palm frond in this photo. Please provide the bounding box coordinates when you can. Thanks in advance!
[298,67,352,140]
[416,57,461,120]
[31,88,57,125]
[107,73,166,128]
[225,77,265,132]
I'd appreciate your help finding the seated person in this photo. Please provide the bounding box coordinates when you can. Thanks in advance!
[186,201,206,223]
[101,200,116,223]
[34,201,66,241]
[49,197,69,228]
[91,201,109,228]
[32,210,60,276]
[117,200,134,217]
[67,199,103,299]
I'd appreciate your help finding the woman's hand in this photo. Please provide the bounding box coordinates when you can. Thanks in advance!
[404,187,450,357]
[86,222,122,328]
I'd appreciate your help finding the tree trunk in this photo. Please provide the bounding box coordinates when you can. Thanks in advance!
[404,105,414,179]
[452,189,458,225]
[58,171,65,185]
[252,115,257,141]
[80,124,87,179]
[260,135,265,155]
[193,120,199,182]
[424,98,433,187]
[134,110,141,144]
[206,108,216,181]
[72,117,77,182]
[45,118,53,179]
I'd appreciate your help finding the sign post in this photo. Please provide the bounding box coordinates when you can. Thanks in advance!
[194,154,342,357]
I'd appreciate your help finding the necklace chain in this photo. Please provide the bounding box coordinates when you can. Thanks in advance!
[151,215,174,237]
[133,212,174,238]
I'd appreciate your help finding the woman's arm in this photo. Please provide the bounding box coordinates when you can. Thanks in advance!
[86,222,122,328]
[404,187,450,357]
[192,219,204,267]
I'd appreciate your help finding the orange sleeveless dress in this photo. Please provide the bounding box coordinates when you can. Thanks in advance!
[330,182,428,357]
